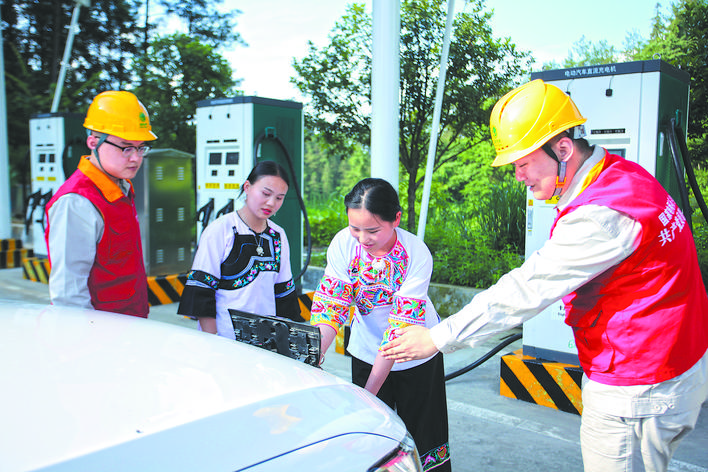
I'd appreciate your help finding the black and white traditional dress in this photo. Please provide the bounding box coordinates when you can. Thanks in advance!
[178,211,301,339]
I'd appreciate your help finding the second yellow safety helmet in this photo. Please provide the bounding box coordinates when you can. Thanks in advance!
[84,91,157,142]
[489,79,586,167]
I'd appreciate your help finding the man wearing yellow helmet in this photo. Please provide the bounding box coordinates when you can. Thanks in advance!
[44,91,157,317]
[382,80,708,471]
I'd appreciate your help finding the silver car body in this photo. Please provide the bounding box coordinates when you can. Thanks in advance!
[0,302,416,471]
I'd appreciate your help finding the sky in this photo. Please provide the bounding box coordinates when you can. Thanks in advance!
[212,0,662,102]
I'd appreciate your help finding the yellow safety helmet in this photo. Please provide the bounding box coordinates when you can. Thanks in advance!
[489,79,586,167]
[84,91,157,141]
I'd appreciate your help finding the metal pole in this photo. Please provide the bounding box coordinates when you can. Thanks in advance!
[417,0,454,240]
[50,1,86,113]
[370,0,400,189]
[0,0,13,238]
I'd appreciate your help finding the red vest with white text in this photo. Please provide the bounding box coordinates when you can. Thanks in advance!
[551,152,708,386]
[45,158,148,317]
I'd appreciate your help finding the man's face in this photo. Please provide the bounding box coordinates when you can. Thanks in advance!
[87,134,146,183]
[512,148,560,201]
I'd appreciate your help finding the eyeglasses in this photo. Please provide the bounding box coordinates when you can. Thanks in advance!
[103,140,151,158]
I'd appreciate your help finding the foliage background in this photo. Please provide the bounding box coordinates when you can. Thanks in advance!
[2,0,242,205]
[300,0,708,288]
[292,0,532,232]
[4,0,708,288]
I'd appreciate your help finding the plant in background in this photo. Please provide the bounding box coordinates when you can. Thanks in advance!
[423,186,524,288]
[305,194,349,267]
[691,219,708,286]
[474,175,526,254]
[307,194,349,246]
[689,166,708,287]
[293,0,531,233]
[431,235,523,288]
[306,174,526,288]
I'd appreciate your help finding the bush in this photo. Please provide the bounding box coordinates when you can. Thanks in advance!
[690,206,708,289]
[474,176,526,253]
[421,173,525,287]
[424,211,523,288]
[305,189,525,289]
[688,167,708,287]
[305,196,348,248]
[309,247,328,267]
[431,239,523,288]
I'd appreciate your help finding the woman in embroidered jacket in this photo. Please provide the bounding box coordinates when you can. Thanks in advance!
[310,178,450,472]
[178,161,302,338]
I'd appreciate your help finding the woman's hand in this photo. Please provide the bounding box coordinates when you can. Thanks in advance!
[380,325,439,362]
[364,354,394,396]
[316,324,338,366]
[198,317,218,334]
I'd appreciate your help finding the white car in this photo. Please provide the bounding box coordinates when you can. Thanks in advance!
[0,302,421,472]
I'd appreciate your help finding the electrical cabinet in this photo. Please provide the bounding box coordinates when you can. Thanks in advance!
[133,149,195,276]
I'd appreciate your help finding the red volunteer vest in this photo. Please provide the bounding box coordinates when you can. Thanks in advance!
[45,158,149,317]
[551,152,708,386]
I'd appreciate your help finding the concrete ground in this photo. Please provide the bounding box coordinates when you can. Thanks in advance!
[1,266,706,472]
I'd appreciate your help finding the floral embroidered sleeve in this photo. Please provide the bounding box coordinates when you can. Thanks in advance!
[378,234,434,350]
[310,275,353,332]
[381,295,427,348]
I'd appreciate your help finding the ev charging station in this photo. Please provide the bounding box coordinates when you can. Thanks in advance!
[524,59,690,364]
[195,96,305,282]
[27,113,86,257]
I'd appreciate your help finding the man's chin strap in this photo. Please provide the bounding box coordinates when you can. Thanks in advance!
[541,142,566,198]
[87,131,122,182]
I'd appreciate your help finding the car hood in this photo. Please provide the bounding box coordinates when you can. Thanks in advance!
[0,302,407,471]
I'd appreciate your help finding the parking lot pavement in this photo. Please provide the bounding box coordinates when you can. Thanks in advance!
[1,266,706,472]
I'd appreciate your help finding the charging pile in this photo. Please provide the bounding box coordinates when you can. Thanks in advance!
[230,309,321,367]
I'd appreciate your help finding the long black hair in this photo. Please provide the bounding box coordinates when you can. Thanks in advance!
[344,178,401,223]
[238,160,290,198]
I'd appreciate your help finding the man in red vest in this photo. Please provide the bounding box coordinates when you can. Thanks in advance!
[45,91,157,318]
[382,80,708,472]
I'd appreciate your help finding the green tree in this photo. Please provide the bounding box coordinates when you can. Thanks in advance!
[631,0,708,166]
[292,0,531,231]
[2,0,144,204]
[304,130,371,203]
[2,0,245,189]
[545,2,708,169]
[138,1,245,151]
[3,0,143,111]
[133,33,239,152]
[154,0,244,48]
[542,29,643,70]
[562,36,621,68]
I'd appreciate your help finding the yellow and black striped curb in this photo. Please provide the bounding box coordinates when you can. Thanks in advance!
[146,273,188,306]
[2,248,34,269]
[22,257,51,283]
[298,291,314,321]
[1,239,22,251]
[0,239,34,269]
[500,349,583,415]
